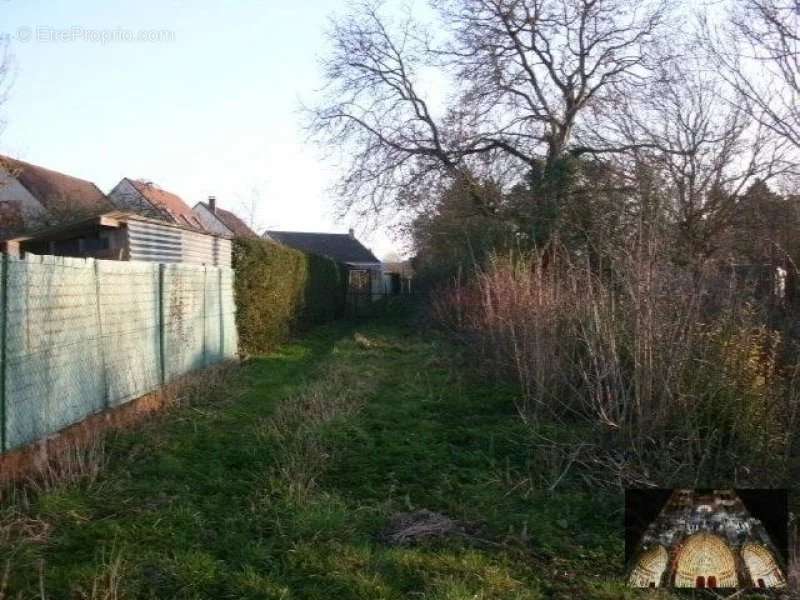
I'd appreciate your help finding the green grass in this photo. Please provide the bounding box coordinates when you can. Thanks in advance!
[1,314,667,599]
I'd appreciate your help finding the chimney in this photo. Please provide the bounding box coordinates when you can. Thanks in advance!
[208,195,217,214]
[348,228,355,238]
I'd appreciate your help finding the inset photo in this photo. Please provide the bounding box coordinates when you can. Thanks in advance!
[625,489,788,591]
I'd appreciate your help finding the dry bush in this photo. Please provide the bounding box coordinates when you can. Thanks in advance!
[432,241,800,489]
[25,436,109,495]
[159,360,240,409]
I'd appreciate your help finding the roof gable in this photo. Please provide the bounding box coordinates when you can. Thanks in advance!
[127,178,205,231]
[264,230,380,264]
[197,202,258,238]
[0,155,112,215]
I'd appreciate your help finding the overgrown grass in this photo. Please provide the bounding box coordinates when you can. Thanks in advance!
[0,314,679,599]
[432,249,800,490]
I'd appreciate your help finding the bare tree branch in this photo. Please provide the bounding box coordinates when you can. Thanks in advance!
[707,0,800,152]
[306,0,668,221]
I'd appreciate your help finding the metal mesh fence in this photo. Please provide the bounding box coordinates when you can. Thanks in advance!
[0,254,238,452]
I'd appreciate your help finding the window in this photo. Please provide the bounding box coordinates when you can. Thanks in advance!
[348,269,370,293]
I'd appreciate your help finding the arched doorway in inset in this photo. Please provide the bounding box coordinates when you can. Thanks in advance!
[628,545,668,588]
[741,543,786,588]
[674,532,737,588]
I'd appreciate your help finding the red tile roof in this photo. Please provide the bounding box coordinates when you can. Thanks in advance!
[0,155,112,215]
[128,179,205,231]
[198,202,258,238]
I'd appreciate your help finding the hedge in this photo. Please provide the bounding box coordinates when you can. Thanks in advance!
[232,238,346,354]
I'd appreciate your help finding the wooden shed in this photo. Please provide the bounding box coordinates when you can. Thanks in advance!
[0,210,231,267]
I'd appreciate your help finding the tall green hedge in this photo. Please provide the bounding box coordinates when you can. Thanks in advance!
[232,238,346,354]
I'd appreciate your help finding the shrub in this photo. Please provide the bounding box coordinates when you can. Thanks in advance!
[432,244,800,489]
[232,238,346,354]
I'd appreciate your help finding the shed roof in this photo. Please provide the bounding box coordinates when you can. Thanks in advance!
[0,154,112,214]
[1,210,225,244]
[264,230,380,265]
[197,202,258,238]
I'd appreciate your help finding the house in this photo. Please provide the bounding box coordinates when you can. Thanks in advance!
[0,154,113,236]
[192,196,259,238]
[108,177,206,231]
[382,260,413,294]
[263,229,384,297]
[0,210,231,267]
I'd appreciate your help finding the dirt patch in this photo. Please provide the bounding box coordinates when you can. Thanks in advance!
[379,510,467,546]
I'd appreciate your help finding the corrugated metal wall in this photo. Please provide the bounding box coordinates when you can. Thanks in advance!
[0,254,238,452]
[126,220,232,267]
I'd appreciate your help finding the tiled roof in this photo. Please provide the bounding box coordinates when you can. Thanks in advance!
[0,154,112,215]
[264,230,380,264]
[198,202,258,238]
[128,178,205,231]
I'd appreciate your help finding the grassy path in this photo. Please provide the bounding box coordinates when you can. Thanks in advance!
[2,315,649,599]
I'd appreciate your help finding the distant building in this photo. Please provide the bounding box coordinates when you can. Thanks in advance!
[263,229,384,297]
[382,260,413,294]
[192,196,259,239]
[0,154,113,237]
[108,178,205,231]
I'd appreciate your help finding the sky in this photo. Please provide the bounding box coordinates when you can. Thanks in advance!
[0,0,405,259]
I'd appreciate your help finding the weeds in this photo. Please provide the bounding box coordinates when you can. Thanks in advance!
[159,360,240,409]
[27,435,109,495]
[258,348,375,502]
[0,362,240,598]
[74,548,127,600]
[433,244,800,489]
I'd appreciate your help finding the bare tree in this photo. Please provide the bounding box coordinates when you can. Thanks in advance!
[708,0,800,154]
[0,35,13,138]
[594,49,785,262]
[236,186,266,234]
[308,0,668,222]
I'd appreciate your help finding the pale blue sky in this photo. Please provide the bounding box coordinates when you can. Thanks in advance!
[0,0,403,258]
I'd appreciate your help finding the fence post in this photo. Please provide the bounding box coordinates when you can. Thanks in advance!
[94,259,109,408]
[218,268,224,359]
[0,253,7,453]
[202,267,207,366]
[159,264,166,385]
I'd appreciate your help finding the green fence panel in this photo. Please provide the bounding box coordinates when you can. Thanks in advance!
[220,267,238,360]
[4,255,106,449]
[0,256,238,453]
[161,264,207,382]
[97,260,161,407]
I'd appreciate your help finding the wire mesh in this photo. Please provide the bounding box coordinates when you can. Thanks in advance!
[0,254,238,452]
